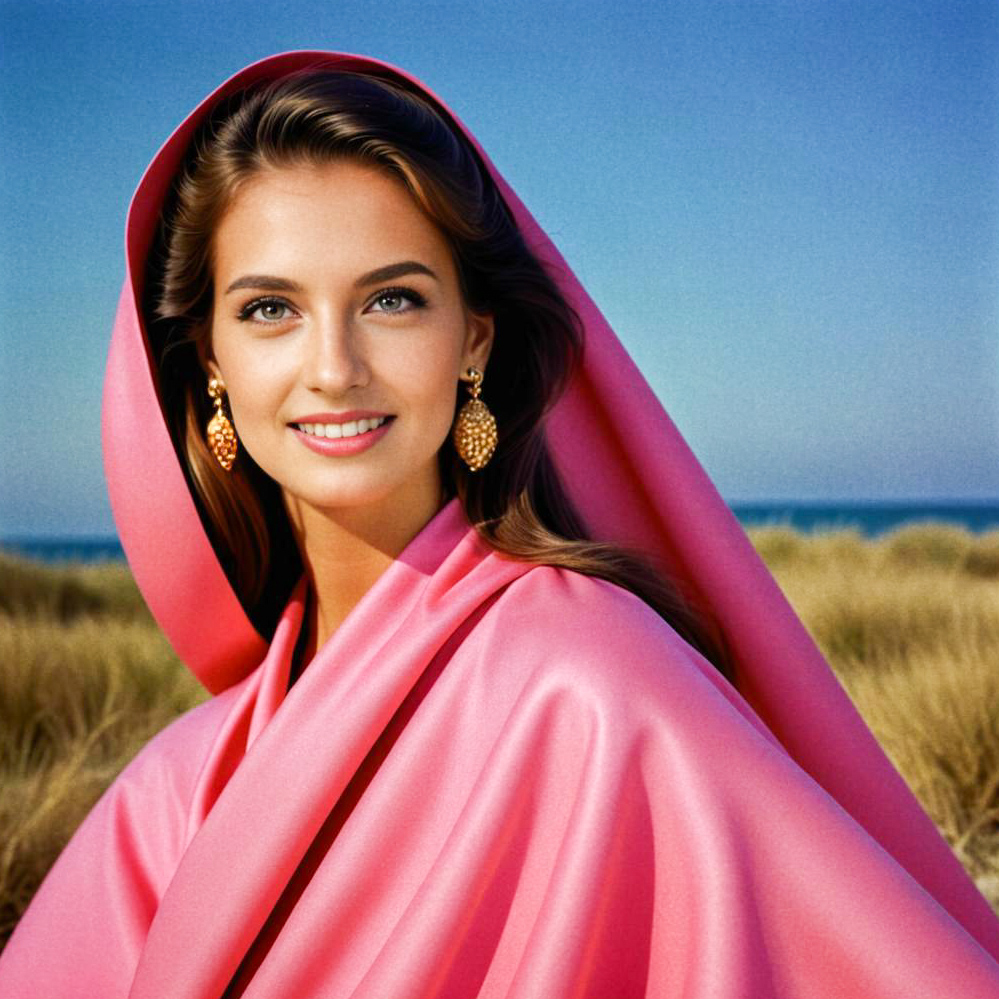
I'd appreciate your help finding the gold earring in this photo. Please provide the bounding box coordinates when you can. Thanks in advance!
[206,377,238,471]
[452,366,497,471]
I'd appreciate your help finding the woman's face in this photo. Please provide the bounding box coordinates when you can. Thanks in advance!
[207,160,493,533]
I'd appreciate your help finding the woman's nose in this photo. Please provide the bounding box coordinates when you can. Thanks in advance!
[302,315,370,395]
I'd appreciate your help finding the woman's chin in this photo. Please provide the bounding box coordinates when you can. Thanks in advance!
[278,474,442,530]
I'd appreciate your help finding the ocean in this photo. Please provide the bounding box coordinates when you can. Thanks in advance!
[729,501,999,536]
[3,501,999,565]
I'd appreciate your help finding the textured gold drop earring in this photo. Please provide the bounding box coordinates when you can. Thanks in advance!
[206,377,238,471]
[452,366,497,471]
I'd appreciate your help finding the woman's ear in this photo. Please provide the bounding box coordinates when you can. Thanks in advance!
[194,326,222,383]
[205,357,223,383]
[462,311,495,376]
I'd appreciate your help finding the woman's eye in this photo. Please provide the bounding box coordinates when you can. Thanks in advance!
[239,298,293,323]
[367,288,426,314]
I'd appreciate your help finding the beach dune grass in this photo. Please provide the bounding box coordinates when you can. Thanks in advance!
[758,527,999,907]
[1,522,998,947]
[0,557,205,944]
[0,553,151,621]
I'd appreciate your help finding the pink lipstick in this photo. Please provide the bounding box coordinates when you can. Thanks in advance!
[290,416,394,457]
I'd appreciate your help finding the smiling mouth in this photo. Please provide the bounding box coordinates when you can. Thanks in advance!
[292,416,392,439]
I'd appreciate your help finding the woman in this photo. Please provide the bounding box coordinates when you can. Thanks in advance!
[1,50,998,998]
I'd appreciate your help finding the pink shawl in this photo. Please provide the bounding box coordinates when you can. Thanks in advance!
[2,50,997,997]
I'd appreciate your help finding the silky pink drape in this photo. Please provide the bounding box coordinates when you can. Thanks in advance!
[2,50,997,997]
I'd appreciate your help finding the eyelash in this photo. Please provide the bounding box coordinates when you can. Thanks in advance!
[236,297,294,323]
[370,286,428,313]
[236,287,428,324]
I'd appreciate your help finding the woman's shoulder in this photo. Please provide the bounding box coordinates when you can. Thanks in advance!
[485,563,719,697]
[496,563,692,654]
[110,679,242,802]
[481,562,784,745]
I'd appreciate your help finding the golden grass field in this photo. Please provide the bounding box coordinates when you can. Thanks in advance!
[1,521,998,949]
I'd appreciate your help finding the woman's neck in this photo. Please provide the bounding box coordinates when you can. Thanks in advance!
[284,480,448,670]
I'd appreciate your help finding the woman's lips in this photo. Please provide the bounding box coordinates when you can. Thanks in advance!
[290,415,394,456]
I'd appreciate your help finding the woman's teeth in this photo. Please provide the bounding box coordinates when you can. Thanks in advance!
[295,416,388,439]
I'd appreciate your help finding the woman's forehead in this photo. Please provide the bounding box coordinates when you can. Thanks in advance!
[212,162,458,288]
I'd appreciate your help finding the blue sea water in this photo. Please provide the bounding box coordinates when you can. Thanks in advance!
[729,501,999,537]
[1,537,126,563]
[3,502,999,564]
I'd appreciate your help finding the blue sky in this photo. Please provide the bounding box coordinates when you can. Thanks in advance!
[2,0,997,536]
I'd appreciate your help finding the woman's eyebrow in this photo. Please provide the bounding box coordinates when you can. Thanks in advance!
[225,275,303,294]
[355,261,438,286]
[224,261,439,296]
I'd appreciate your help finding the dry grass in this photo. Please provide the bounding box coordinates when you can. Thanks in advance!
[1,522,998,948]
[749,522,999,911]
[0,554,205,946]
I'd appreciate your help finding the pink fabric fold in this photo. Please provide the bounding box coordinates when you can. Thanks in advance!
[4,500,999,996]
[2,48,998,998]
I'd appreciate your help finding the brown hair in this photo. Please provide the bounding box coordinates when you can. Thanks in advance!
[145,69,734,680]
